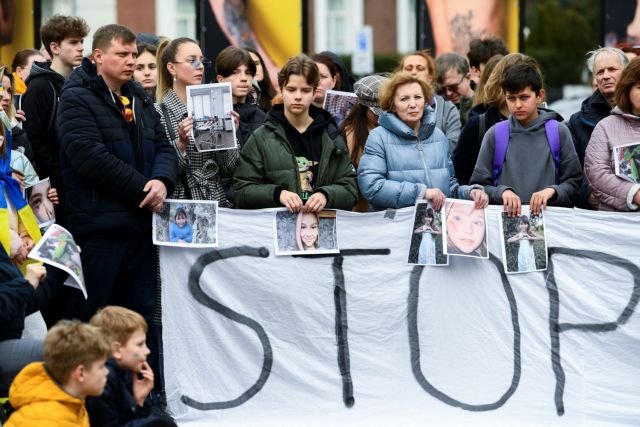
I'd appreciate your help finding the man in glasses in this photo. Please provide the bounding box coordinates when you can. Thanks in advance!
[435,53,475,126]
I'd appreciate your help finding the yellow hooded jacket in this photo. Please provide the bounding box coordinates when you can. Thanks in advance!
[5,362,89,427]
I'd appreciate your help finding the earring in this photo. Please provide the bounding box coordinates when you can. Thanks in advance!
[172,75,176,82]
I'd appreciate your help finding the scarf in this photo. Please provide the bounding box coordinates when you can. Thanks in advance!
[0,129,42,257]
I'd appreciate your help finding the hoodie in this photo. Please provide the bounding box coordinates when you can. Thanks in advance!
[470,109,582,206]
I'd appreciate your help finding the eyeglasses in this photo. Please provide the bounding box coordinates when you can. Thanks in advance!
[439,74,466,94]
[173,58,212,69]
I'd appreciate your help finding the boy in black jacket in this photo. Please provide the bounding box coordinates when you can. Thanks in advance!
[87,306,176,427]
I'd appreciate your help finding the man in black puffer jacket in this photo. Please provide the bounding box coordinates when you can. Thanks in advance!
[54,24,176,327]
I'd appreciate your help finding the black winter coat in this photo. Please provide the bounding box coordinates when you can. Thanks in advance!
[57,58,176,236]
[567,90,612,208]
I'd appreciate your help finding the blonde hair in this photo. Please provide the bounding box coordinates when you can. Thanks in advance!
[90,305,148,346]
[44,320,112,384]
[379,72,433,112]
[475,53,540,107]
[155,37,198,101]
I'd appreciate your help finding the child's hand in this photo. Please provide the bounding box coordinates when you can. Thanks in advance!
[132,360,154,407]
[530,188,556,215]
[178,239,185,243]
[11,171,24,189]
[470,189,488,209]
[22,236,35,253]
[304,192,327,212]
[48,187,59,205]
[502,190,521,217]
[279,190,303,212]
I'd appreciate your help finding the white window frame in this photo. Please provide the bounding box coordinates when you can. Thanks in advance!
[397,0,417,53]
[314,0,363,54]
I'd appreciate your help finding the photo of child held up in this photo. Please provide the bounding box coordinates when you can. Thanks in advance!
[408,201,448,266]
[500,208,548,274]
[25,177,57,228]
[274,209,339,256]
[442,199,489,259]
[153,200,218,248]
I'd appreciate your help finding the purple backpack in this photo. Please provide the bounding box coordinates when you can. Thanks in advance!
[492,119,561,186]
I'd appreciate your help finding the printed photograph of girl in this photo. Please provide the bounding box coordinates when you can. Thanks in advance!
[25,177,56,228]
[442,199,488,259]
[274,210,339,256]
[500,209,547,274]
[408,201,448,266]
[153,199,218,248]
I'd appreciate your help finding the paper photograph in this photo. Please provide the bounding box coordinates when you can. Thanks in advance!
[614,142,640,183]
[323,90,358,127]
[153,199,218,248]
[499,207,548,274]
[25,177,55,228]
[408,201,448,266]
[186,82,237,152]
[442,199,489,259]
[274,210,339,256]
[28,224,86,299]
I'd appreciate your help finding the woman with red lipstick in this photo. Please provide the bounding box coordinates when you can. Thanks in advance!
[357,72,488,211]
[233,54,356,212]
[155,37,238,204]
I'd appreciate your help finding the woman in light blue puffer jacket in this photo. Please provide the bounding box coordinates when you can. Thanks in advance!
[357,72,487,211]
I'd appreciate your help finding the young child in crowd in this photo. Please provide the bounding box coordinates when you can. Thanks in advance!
[5,320,111,426]
[87,306,177,427]
[233,54,357,212]
[169,206,192,244]
[469,63,582,216]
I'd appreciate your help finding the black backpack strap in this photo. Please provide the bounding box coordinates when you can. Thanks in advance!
[477,112,487,148]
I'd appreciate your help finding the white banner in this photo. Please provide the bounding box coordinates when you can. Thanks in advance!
[160,207,640,426]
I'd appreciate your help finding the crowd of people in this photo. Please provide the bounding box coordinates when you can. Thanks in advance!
[0,12,638,426]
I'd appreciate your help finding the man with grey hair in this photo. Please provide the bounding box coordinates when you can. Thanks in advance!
[436,52,474,125]
[567,47,628,208]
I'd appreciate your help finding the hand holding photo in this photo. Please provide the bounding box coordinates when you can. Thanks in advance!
[442,199,488,259]
[25,177,55,228]
[614,142,640,183]
[408,201,448,266]
[28,224,86,299]
[153,199,218,248]
[323,90,358,127]
[274,209,339,256]
[499,207,548,274]
[186,82,238,152]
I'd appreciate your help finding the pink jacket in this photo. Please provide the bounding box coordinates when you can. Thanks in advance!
[585,107,640,211]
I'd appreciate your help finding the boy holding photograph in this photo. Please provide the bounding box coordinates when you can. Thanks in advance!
[233,55,356,212]
[6,320,111,426]
[87,306,176,427]
[470,63,582,216]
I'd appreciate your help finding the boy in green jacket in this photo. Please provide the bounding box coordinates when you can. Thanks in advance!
[233,54,357,212]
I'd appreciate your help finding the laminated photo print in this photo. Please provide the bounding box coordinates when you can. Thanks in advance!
[407,201,448,266]
[442,199,489,259]
[28,224,86,299]
[274,209,339,256]
[323,90,358,127]
[186,82,238,152]
[153,199,219,248]
[613,142,640,183]
[499,206,548,274]
[25,177,56,229]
